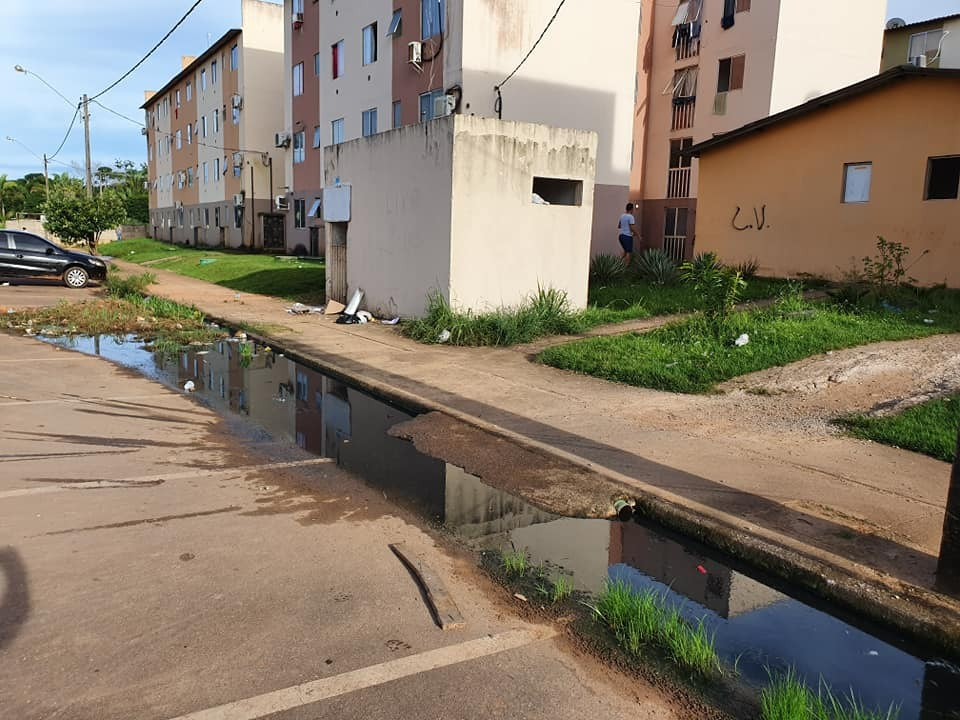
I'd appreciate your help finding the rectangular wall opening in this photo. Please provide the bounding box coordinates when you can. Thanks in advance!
[532,177,584,206]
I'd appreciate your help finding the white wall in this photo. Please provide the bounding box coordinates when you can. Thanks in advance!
[448,116,597,311]
[197,52,225,204]
[769,0,886,114]
[939,18,960,68]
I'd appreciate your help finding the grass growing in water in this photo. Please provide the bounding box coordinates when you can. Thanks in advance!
[501,548,528,576]
[838,393,960,462]
[594,581,721,676]
[761,668,900,720]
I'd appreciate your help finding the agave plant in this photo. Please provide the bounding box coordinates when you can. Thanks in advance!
[590,254,627,283]
[634,249,679,286]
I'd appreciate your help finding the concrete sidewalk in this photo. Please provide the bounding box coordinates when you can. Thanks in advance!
[104,262,960,636]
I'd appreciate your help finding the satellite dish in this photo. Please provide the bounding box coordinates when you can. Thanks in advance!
[886,18,907,30]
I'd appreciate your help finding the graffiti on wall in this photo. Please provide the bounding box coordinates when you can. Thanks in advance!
[732,205,769,232]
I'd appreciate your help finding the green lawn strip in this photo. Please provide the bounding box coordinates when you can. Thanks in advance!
[539,306,952,394]
[838,394,960,463]
[105,238,325,305]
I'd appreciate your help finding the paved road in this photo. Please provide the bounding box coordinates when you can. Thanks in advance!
[0,279,99,309]
[0,332,675,720]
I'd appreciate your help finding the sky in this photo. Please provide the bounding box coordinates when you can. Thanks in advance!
[0,0,958,179]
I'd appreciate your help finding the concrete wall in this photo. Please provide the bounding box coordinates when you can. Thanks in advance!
[770,0,885,114]
[882,17,960,70]
[448,117,597,311]
[695,76,960,287]
[324,118,455,318]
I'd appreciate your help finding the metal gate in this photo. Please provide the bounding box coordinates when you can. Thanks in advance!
[262,214,285,251]
[327,222,347,304]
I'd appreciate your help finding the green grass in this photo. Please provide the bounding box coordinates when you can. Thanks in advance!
[594,581,721,676]
[761,669,900,720]
[107,237,326,305]
[540,296,960,394]
[839,394,960,462]
[550,575,574,604]
[501,548,528,576]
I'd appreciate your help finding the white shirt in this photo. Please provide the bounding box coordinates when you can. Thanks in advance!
[619,213,635,236]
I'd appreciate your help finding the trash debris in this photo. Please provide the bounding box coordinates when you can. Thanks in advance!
[324,299,346,315]
[286,303,325,315]
[696,565,707,575]
[880,300,902,313]
[183,380,196,392]
[235,331,247,340]
[514,593,528,603]
[437,329,452,343]
[924,319,935,325]
[344,288,364,316]
[199,258,217,266]
[356,310,373,324]
[613,499,633,521]
[336,314,361,325]
[734,333,750,347]
[868,650,879,656]
[665,361,678,369]
[531,192,550,205]
[1,282,9,286]
[383,317,400,326]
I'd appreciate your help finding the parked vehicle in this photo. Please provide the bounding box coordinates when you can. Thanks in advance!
[0,230,107,288]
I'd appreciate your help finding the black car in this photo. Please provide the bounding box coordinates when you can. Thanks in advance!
[0,230,108,288]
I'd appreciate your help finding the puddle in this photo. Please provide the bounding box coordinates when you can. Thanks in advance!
[38,335,960,718]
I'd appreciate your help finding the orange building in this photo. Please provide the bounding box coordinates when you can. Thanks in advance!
[690,66,960,287]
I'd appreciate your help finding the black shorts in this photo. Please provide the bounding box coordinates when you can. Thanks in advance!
[619,234,634,253]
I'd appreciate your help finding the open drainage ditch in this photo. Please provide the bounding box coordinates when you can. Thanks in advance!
[40,334,960,718]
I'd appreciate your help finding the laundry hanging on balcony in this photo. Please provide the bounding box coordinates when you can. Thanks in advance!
[722,0,735,29]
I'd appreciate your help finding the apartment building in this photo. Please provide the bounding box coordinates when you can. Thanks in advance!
[144,0,284,249]
[630,0,886,262]
[280,0,640,254]
[882,13,960,71]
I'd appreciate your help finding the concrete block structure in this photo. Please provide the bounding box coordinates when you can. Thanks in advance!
[323,115,597,318]
[280,0,638,258]
[631,0,887,263]
[143,0,285,249]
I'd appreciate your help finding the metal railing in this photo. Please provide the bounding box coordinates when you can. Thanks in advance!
[676,36,700,61]
[666,167,692,199]
[663,235,686,264]
[672,100,696,130]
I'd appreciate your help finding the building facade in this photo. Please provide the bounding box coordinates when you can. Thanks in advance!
[631,0,887,262]
[691,67,960,287]
[882,13,960,71]
[280,0,639,255]
[144,0,285,249]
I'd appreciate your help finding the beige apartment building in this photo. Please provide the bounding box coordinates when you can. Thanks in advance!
[280,0,640,255]
[631,0,887,262]
[882,12,960,70]
[143,0,285,249]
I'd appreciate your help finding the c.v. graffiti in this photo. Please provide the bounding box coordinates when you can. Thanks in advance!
[732,205,769,231]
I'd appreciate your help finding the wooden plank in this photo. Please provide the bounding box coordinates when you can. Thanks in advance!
[389,543,466,631]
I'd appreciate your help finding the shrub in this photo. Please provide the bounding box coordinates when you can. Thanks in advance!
[680,256,746,334]
[735,257,760,279]
[590,254,627,283]
[104,270,156,300]
[634,249,679,286]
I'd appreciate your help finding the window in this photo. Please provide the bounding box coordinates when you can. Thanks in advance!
[10,234,51,253]
[332,40,345,79]
[531,177,583,206]
[293,0,304,13]
[187,124,192,144]
[213,109,220,133]
[421,0,445,39]
[388,9,403,36]
[308,198,322,218]
[231,44,239,70]
[205,207,210,227]
[313,125,322,148]
[293,131,306,164]
[393,101,403,129]
[233,152,243,177]
[201,68,207,91]
[735,0,751,11]
[175,89,181,108]
[717,55,745,92]
[175,130,182,149]
[215,206,221,227]
[294,199,306,229]
[419,88,444,121]
[667,138,693,198]
[664,207,689,238]
[214,158,221,182]
[909,30,943,65]
[842,163,872,203]
[363,23,378,65]
[314,52,321,76]
[202,116,208,138]
[188,167,193,187]
[203,161,209,184]
[232,105,240,125]
[362,108,378,137]
[332,118,344,144]
[926,156,960,200]
[186,81,192,101]
[211,60,218,84]
[293,62,304,97]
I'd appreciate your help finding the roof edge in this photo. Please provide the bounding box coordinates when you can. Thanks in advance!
[141,28,241,109]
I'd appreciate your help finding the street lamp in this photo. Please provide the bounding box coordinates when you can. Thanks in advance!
[13,64,92,197]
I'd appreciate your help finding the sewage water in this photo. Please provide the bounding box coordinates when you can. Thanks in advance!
[41,335,960,718]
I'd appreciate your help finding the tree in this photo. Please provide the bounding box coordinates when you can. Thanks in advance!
[110,160,149,224]
[42,187,125,254]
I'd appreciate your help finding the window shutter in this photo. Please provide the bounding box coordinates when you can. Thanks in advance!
[730,55,746,90]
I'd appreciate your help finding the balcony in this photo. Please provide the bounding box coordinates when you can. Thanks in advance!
[667,167,691,199]
[675,36,700,62]
[671,98,696,130]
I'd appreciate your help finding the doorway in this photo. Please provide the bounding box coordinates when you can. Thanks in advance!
[328,222,347,304]
[262,214,285,251]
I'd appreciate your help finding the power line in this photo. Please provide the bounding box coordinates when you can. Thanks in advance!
[48,105,81,161]
[496,0,569,90]
[90,0,207,101]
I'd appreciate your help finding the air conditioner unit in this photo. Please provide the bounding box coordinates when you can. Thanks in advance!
[910,55,928,67]
[292,11,304,26]
[141,127,148,136]
[233,193,245,207]
[408,41,422,65]
[274,132,291,148]
[433,93,455,118]
[275,195,290,211]
[231,94,243,109]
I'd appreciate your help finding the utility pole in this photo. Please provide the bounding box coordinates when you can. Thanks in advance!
[82,94,93,199]
[936,426,960,595]
[42,154,49,203]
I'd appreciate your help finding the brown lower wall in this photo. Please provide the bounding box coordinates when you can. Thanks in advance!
[150,199,277,250]
[285,188,325,257]
[641,198,697,260]
[590,183,631,257]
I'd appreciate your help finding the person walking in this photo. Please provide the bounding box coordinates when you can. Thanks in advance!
[618,203,640,266]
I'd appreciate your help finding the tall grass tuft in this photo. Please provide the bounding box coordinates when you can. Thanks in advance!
[501,547,528,576]
[590,254,628,283]
[550,575,574,604]
[104,270,156,300]
[761,668,900,720]
[634,249,679,286]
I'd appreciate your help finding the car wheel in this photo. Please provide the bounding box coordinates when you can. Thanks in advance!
[63,266,89,289]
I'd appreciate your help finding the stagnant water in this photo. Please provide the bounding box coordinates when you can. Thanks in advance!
[41,335,960,718]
